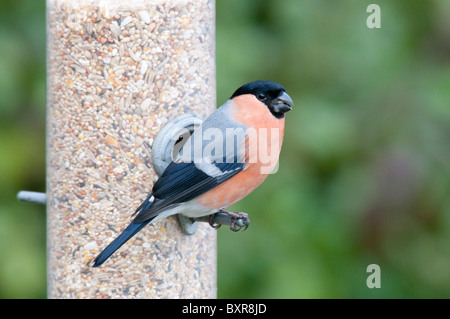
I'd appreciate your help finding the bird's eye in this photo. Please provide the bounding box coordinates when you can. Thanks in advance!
[257,93,266,101]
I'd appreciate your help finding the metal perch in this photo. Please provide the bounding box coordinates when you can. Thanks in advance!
[16,190,244,233]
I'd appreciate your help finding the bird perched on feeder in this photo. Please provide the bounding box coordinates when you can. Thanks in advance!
[93,80,293,267]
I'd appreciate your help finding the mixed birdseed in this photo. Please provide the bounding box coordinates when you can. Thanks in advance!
[46,0,216,298]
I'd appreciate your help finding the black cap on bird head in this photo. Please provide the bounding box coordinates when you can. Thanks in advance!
[230,80,293,119]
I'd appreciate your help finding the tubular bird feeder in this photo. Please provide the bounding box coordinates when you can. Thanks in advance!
[45,0,217,298]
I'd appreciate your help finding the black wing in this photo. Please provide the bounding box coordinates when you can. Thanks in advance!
[132,158,244,223]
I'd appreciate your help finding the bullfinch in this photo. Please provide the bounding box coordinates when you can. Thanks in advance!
[93,80,293,267]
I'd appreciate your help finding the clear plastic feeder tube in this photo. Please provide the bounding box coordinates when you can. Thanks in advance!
[46,0,216,298]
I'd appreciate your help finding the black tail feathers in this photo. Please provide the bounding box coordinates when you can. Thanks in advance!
[92,219,152,267]
[92,196,155,267]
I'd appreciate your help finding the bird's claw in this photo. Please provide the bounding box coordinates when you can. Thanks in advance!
[220,209,250,232]
[208,214,221,229]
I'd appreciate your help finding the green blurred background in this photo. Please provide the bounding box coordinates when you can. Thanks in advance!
[0,0,449,298]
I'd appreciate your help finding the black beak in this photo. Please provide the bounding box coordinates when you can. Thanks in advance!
[271,91,293,114]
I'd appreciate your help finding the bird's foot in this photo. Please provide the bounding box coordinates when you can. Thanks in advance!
[208,214,221,229]
[219,208,250,232]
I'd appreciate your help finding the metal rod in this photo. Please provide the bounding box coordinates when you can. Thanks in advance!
[194,212,246,227]
[17,191,244,229]
[17,191,47,205]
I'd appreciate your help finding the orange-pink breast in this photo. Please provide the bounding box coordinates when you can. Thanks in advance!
[195,94,285,209]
